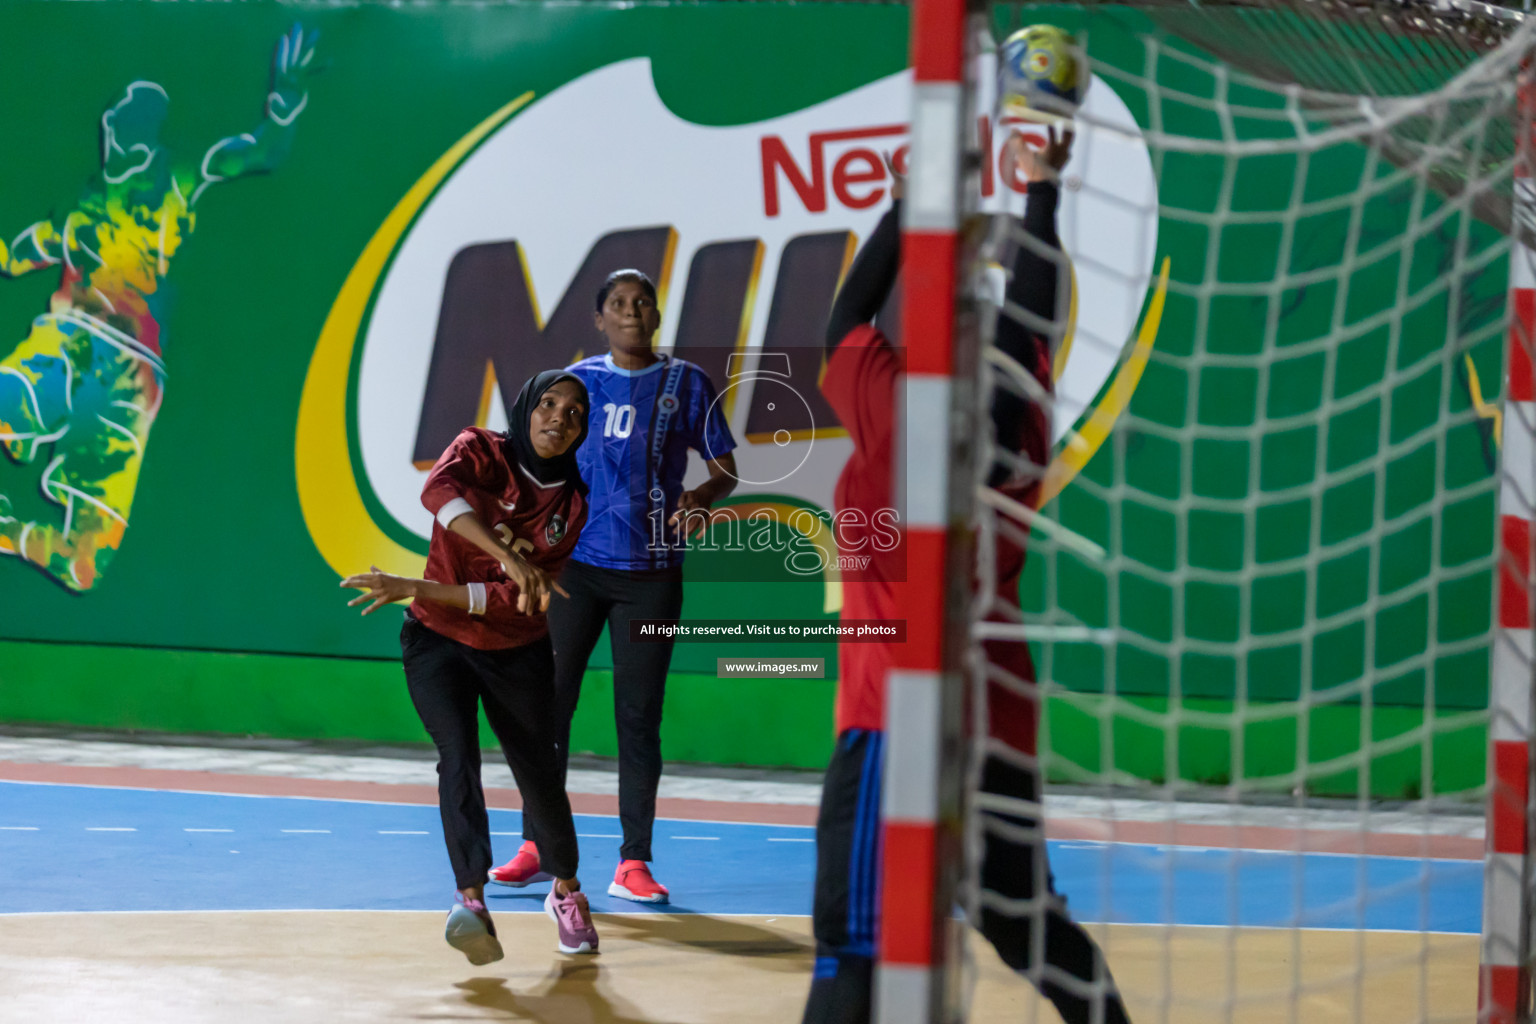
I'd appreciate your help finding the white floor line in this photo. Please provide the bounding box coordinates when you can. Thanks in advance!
[0,735,1485,839]
[0,908,817,919]
[0,736,823,806]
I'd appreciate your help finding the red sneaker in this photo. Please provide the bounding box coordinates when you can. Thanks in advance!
[488,840,553,888]
[608,859,669,904]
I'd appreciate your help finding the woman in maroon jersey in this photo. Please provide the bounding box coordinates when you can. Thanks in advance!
[341,369,600,963]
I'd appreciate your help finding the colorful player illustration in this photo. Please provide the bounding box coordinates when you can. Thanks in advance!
[0,25,317,591]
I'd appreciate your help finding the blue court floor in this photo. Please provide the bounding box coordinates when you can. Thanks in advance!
[0,780,1481,933]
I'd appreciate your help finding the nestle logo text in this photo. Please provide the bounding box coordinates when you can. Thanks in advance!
[760,118,1052,217]
[761,124,908,217]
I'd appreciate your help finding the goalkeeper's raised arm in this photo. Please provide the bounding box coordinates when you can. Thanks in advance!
[990,124,1073,490]
[824,161,902,355]
[819,130,1071,482]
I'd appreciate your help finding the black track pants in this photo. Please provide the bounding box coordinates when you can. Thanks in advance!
[527,558,684,862]
[401,615,580,888]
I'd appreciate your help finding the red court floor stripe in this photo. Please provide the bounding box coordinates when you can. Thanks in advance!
[1046,815,1482,861]
[0,760,818,826]
[0,761,1482,858]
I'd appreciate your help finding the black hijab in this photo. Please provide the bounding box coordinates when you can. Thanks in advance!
[505,370,590,492]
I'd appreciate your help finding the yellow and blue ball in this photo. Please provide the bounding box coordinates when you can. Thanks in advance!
[998,24,1089,123]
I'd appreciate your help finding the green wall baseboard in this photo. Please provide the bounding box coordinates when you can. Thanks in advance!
[0,640,1486,797]
[0,640,836,769]
[0,640,427,744]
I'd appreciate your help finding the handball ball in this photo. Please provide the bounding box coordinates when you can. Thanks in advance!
[998,24,1090,123]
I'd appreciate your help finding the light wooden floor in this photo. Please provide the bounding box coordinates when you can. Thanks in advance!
[0,912,1477,1023]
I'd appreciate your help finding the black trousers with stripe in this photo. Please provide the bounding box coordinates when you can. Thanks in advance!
[400,615,580,889]
[801,729,1131,1024]
[528,558,685,863]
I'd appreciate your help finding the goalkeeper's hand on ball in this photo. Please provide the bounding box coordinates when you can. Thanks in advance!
[1009,124,1074,184]
[882,151,905,201]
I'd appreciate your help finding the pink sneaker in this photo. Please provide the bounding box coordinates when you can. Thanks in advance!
[444,894,504,966]
[488,840,553,888]
[608,859,669,904]
[544,885,599,954]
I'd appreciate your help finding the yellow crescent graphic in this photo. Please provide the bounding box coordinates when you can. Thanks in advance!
[295,92,535,578]
[1052,259,1079,382]
[711,499,844,613]
[1039,255,1171,507]
[1465,352,1503,448]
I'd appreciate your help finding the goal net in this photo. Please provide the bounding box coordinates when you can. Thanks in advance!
[879,2,1536,1023]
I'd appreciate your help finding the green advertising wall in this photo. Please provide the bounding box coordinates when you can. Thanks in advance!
[0,0,1506,798]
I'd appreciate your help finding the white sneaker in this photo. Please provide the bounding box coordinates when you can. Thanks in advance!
[445,896,504,966]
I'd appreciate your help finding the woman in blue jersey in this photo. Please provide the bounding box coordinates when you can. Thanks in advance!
[489,269,738,902]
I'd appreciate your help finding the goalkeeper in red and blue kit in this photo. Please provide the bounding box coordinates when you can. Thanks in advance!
[802,129,1131,1024]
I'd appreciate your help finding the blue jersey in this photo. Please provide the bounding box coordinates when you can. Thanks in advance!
[566,353,737,571]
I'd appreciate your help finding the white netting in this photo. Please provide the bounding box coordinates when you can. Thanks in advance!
[959,11,1533,1023]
